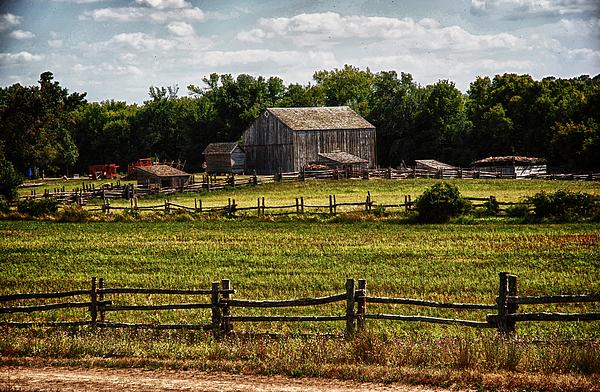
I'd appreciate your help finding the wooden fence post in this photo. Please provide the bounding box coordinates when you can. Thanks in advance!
[329,195,333,215]
[262,197,265,216]
[345,278,356,337]
[296,197,299,214]
[333,195,337,215]
[90,277,97,327]
[356,279,367,333]
[507,274,518,333]
[300,197,304,214]
[211,281,221,331]
[221,279,232,334]
[496,272,518,335]
[98,277,105,324]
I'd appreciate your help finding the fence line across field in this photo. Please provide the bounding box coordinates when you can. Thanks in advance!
[85,192,531,217]
[19,165,600,206]
[1,273,598,337]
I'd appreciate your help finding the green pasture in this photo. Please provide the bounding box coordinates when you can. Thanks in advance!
[1,219,599,339]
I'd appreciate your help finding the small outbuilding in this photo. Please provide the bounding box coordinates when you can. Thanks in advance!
[203,143,246,174]
[414,159,457,172]
[472,156,546,178]
[135,164,191,188]
[317,151,369,172]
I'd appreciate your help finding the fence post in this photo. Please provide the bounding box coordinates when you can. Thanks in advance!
[507,274,518,334]
[98,277,105,324]
[496,272,518,335]
[90,277,97,327]
[329,195,333,215]
[300,197,304,214]
[262,197,265,216]
[221,279,232,334]
[356,279,367,333]
[333,195,337,215]
[211,281,221,331]
[345,278,356,337]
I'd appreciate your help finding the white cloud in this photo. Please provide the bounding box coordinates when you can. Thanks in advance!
[9,30,35,39]
[0,13,21,31]
[240,13,527,52]
[107,32,175,51]
[80,1,204,24]
[190,49,337,68]
[236,28,275,43]
[0,51,44,64]
[567,48,600,62]
[73,62,143,76]
[559,17,600,36]
[470,0,598,19]
[167,21,194,36]
[48,39,64,48]
[135,0,190,9]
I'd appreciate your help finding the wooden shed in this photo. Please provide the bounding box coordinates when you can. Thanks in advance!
[472,156,546,178]
[135,164,191,188]
[203,143,245,174]
[243,106,376,174]
[317,151,369,172]
[415,159,457,171]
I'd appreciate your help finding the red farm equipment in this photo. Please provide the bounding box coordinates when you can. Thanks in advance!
[87,163,119,180]
[126,158,154,178]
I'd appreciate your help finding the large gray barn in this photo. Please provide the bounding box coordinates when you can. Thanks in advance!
[243,106,376,173]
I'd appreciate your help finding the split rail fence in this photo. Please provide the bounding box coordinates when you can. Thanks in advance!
[19,166,600,206]
[1,273,598,337]
[88,193,526,218]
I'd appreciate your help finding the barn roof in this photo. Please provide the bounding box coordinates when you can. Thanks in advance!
[203,142,243,155]
[415,159,458,170]
[473,156,546,165]
[267,106,375,131]
[318,151,368,164]
[135,164,190,177]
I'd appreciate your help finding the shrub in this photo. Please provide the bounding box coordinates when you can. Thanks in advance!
[0,195,9,213]
[526,189,596,221]
[414,182,471,223]
[17,198,59,217]
[58,204,90,222]
[0,156,22,201]
[505,203,531,219]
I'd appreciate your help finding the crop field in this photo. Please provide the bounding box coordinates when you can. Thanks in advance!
[2,178,600,388]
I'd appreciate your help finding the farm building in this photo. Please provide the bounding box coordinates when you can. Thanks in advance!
[473,156,547,178]
[317,151,369,172]
[203,143,246,174]
[415,159,457,172]
[135,164,191,188]
[243,106,376,174]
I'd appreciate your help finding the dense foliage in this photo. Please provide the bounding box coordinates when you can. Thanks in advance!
[1,67,599,177]
[414,182,471,222]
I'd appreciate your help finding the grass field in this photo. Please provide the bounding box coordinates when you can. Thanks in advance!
[3,178,600,389]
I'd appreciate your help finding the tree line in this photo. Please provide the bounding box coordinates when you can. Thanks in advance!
[1,66,599,193]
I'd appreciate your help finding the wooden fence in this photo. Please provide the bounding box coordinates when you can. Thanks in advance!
[19,166,600,206]
[1,273,598,337]
[87,193,526,217]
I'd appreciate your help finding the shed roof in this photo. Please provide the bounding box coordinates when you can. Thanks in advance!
[135,164,190,177]
[203,142,243,155]
[267,106,375,131]
[318,151,368,164]
[473,156,546,165]
[415,159,458,170]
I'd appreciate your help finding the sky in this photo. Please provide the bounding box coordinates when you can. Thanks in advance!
[0,0,599,103]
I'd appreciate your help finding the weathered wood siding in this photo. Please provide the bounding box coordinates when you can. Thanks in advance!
[293,129,376,171]
[136,172,190,188]
[205,147,246,174]
[243,112,294,173]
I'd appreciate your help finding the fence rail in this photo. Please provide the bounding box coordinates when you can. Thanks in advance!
[19,166,600,206]
[1,273,598,337]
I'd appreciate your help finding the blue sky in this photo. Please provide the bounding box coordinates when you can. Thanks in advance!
[1,0,598,102]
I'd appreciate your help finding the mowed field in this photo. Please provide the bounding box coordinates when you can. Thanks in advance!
[2,179,600,389]
[3,178,600,336]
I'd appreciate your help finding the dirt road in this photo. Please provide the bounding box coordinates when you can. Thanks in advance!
[0,366,452,392]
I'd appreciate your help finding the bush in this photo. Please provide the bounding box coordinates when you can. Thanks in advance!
[505,204,531,219]
[0,195,9,213]
[414,182,471,223]
[17,198,59,217]
[58,204,90,222]
[526,189,596,221]
[0,157,22,201]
